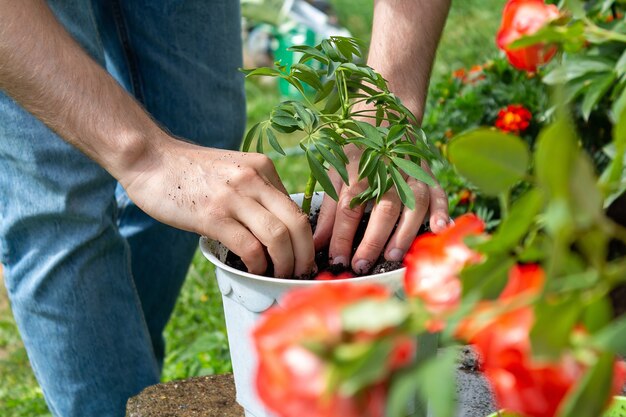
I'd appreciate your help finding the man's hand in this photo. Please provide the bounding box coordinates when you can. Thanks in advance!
[313,144,449,274]
[312,0,452,274]
[122,139,316,278]
[0,0,316,278]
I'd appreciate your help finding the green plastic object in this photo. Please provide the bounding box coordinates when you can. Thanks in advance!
[273,23,318,99]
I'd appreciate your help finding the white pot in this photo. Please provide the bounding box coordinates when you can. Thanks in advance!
[200,193,437,417]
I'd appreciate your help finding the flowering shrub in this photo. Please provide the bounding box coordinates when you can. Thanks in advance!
[251,1,626,417]
[496,0,560,72]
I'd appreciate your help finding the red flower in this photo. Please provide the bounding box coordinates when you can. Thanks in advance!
[495,104,532,134]
[460,265,625,417]
[253,283,414,417]
[458,189,475,205]
[497,0,560,72]
[403,214,484,329]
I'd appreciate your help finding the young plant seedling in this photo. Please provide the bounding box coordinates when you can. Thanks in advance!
[241,36,438,215]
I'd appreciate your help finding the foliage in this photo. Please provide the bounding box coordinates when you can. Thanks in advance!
[242,36,437,214]
[252,2,626,417]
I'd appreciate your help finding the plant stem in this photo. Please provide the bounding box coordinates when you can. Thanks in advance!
[302,173,318,215]
[498,192,510,219]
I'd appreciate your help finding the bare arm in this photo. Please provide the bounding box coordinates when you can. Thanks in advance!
[314,0,451,274]
[0,0,316,278]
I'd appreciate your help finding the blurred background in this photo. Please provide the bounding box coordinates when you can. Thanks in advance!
[0,1,502,416]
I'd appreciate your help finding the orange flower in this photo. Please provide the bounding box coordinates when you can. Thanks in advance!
[459,265,626,417]
[253,283,414,417]
[497,0,560,72]
[403,214,484,329]
[495,104,532,134]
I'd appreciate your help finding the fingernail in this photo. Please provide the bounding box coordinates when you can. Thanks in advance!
[354,259,371,274]
[387,248,404,262]
[436,218,447,229]
[332,256,348,267]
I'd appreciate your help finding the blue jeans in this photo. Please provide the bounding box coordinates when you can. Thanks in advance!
[0,1,245,416]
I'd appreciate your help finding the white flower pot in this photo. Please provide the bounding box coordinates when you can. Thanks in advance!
[200,193,437,417]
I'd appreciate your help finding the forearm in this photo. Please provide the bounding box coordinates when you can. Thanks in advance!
[369,0,451,121]
[0,0,164,182]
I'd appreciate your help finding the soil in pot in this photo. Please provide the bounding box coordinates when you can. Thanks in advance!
[224,207,429,280]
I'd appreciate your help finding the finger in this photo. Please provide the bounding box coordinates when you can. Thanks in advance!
[210,218,268,275]
[352,190,402,274]
[312,172,344,251]
[255,189,317,277]
[249,153,290,196]
[385,179,431,261]
[233,198,295,278]
[328,186,366,268]
[422,162,450,233]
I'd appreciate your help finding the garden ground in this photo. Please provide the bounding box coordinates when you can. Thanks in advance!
[0,1,502,415]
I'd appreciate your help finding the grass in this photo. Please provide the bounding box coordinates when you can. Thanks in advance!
[0,2,503,415]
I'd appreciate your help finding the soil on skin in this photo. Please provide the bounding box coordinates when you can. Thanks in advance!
[225,205,428,280]
[126,374,243,417]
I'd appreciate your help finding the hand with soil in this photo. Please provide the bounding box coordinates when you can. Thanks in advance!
[121,137,316,278]
[312,143,449,275]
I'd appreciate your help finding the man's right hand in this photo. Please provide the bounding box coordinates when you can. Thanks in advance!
[121,137,316,278]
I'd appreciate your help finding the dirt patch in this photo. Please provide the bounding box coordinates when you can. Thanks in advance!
[126,374,243,417]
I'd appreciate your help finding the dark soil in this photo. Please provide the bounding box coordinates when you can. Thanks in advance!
[126,374,243,417]
[225,202,427,280]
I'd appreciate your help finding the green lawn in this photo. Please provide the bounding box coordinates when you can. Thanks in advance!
[0,1,504,415]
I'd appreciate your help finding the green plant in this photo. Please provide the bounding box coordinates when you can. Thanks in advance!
[241,36,438,215]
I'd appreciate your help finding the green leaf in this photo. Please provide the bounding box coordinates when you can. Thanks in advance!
[355,121,384,147]
[543,57,615,85]
[266,129,285,156]
[287,45,329,64]
[335,340,395,396]
[447,129,530,196]
[314,80,335,103]
[387,125,407,145]
[242,122,260,152]
[415,348,458,417]
[389,165,416,210]
[342,299,409,333]
[358,148,379,180]
[558,352,615,417]
[530,297,580,359]
[535,117,578,200]
[477,189,543,254]
[461,255,516,299]
[240,67,282,77]
[256,128,265,153]
[581,72,616,121]
[583,296,612,334]
[306,151,339,201]
[321,39,342,61]
[292,102,313,128]
[616,49,626,78]
[323,89,342,114]
[314,142,349,185]
[392,143,429,159]
[291,63,323,90]
[592,315,626,356]
[391,157,436,187]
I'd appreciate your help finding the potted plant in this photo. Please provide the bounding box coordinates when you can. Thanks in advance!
[200,36,440,417]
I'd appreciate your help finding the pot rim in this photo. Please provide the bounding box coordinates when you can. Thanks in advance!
[199,236,407,285]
